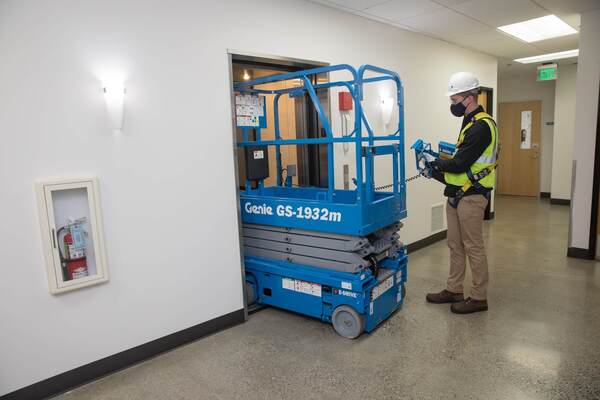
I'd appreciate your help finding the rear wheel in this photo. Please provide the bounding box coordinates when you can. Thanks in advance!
[332,305,365,339]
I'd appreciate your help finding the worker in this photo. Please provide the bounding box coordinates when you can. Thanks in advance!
[424,72,498,314]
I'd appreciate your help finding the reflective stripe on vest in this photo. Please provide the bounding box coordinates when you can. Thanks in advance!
[444,112,498,189]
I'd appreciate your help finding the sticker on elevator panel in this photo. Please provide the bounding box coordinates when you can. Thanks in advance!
[341,281,352,290]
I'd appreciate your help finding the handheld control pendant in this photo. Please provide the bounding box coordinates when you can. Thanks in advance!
[410,139,456,177]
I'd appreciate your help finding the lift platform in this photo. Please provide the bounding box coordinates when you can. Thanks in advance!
[234,64,408,338]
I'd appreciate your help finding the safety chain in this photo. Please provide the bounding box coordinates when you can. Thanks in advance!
[374,173,422,191]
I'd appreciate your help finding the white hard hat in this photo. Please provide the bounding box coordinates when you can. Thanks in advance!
[447,72,479,96]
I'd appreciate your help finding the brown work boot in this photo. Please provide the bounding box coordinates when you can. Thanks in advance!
[426,289,464,304]
[451,297,488,314]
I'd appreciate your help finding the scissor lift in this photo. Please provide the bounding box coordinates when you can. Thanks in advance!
[234,64,408,338]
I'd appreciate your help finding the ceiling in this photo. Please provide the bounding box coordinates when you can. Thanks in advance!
[306,0,600,77]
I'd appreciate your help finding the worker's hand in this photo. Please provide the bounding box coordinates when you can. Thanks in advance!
[416,155,430,178]
[420,161,433,178]
[420,166,432,178]
[428,160,441,172]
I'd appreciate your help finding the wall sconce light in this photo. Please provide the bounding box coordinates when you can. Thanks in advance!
[103,81,125,132]
[381,97,393,126]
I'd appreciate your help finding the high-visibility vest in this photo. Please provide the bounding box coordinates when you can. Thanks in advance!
[444,111,498,190]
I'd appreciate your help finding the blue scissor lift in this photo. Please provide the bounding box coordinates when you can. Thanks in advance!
[235,64,408,338]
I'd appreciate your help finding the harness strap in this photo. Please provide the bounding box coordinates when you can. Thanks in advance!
[456,112,493,148]
[459,162,498,194]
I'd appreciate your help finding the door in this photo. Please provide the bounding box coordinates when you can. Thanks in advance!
[497,101,541,196]
[295,73,330,188]
[254,80,299,187]
[232,63,328,189]
[478,90,488,113]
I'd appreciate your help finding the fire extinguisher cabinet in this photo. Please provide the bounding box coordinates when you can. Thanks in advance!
[35,177,109,294]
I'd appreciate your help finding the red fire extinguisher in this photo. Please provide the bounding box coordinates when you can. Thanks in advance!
[57,218,89,281]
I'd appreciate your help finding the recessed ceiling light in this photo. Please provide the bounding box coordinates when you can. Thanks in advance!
[514,49,579,64]
[498,15,577,43]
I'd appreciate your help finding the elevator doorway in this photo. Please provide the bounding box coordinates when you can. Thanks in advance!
[230,53,330,190]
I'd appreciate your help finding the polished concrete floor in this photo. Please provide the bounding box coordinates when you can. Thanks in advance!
[57,196,600,400]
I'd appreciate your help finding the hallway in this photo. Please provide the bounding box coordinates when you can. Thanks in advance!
[57,196,600,400]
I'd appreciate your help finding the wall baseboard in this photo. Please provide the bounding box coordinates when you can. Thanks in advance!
[2,309,245,400]
[567,247,595,260]
[407,230,447,254]
[540,192,551,198]
[550,198,570,205]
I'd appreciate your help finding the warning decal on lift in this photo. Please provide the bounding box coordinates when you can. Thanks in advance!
[235,94,265,127]
[371,276,394,301]
[282,277,322,297]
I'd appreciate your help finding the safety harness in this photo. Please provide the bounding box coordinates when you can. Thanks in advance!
[448,112,499,209]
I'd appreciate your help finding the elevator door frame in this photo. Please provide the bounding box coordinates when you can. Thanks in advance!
[227,50,331,318]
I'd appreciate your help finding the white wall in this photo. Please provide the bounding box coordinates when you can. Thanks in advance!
[570,9,600,250]
[498,76,556,193]
[551,64,578,200]
[0,0,496,394]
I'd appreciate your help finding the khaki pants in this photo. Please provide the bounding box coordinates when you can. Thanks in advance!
[446,195,489,300]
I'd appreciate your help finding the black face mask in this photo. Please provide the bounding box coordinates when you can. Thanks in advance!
[450,100,467,117]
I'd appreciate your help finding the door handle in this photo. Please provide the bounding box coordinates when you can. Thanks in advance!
[51,228,57,248]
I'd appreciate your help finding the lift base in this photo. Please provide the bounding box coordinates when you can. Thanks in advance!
[245,248,407,338]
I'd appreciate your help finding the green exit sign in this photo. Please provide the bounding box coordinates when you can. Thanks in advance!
[537,64,557,81]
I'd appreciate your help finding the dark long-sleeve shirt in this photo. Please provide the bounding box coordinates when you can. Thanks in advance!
[431,106,492,197]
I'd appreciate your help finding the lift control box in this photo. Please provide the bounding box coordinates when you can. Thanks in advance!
[244,145,269,181]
